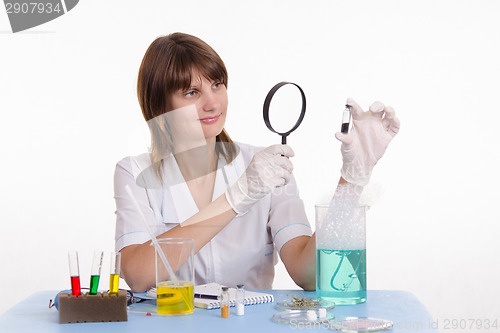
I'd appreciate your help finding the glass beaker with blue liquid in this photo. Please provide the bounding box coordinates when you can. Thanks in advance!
[315,204,367,305]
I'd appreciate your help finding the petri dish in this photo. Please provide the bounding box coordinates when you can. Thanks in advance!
[276,298,336,311]
[273,310,335,325]
[330,317,393,332]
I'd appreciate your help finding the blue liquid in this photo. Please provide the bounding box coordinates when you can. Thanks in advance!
[316,249,366,305]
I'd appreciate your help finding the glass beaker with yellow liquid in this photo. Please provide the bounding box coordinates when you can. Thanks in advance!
[155,238,195,315]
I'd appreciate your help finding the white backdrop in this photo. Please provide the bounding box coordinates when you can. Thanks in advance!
[1,0,499,329]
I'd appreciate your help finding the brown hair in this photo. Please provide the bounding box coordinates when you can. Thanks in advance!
[137,32,236,182]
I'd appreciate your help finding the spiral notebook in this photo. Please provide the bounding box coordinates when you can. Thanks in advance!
[147,282,274,310]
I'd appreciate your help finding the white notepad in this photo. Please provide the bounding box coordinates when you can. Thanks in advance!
[147,282,274,310]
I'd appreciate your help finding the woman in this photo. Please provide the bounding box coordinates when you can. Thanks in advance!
[114,32,399,292]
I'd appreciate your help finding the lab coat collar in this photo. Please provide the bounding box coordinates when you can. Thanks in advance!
[161,149,245,224]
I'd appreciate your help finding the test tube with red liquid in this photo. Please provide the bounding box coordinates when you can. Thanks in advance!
[68,251,81,296]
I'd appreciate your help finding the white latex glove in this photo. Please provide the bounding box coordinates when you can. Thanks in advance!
[335,98,400,186]
[225,144,294,215]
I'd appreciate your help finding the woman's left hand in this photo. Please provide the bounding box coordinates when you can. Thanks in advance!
[335,98,400,186]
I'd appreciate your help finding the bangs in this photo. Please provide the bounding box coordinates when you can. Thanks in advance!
[166,46,228,93]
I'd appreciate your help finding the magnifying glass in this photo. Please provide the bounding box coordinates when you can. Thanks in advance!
[263,81,306,144]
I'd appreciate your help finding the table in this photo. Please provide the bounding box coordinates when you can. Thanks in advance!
[0,290,438,332]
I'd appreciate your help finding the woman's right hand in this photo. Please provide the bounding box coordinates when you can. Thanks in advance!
[225,144,294,214]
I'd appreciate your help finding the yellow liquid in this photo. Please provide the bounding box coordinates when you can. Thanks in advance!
[109,274,119,294]
[157,281,194,315]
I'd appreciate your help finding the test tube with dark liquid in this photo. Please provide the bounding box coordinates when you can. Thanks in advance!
[68,251,81,296]
[341,105,352,133]
[89,250,103,295]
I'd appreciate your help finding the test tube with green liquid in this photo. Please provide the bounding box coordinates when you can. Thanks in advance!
[89,250,103,295]
[110,252,121,294]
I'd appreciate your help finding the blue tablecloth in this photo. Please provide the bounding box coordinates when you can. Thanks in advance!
[0,290,438,332]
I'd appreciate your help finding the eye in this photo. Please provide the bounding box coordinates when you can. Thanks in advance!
[213,82,223,89]
[184,90,197,97]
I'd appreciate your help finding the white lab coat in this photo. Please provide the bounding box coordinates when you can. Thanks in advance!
[114,142,311,289]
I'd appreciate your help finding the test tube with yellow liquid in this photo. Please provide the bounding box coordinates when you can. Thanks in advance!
[110,252,121,294]
[155,238,195,316]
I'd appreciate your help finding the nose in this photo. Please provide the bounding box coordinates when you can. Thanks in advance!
[199,90,219,113]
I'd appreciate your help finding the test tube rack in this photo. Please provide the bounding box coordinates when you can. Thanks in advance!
[58,290,128,324]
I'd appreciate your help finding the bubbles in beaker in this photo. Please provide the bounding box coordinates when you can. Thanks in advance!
[316,184,366,251]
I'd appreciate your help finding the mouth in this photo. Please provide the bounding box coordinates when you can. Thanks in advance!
[199,114,221,124]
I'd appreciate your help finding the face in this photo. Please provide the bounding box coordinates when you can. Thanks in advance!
[169,68,228,143]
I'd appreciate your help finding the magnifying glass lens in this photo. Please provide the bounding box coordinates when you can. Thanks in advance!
[263,82,306,145]
[268,85,304,133]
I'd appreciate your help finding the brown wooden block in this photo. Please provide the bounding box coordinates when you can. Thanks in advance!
[58,290,128,324]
